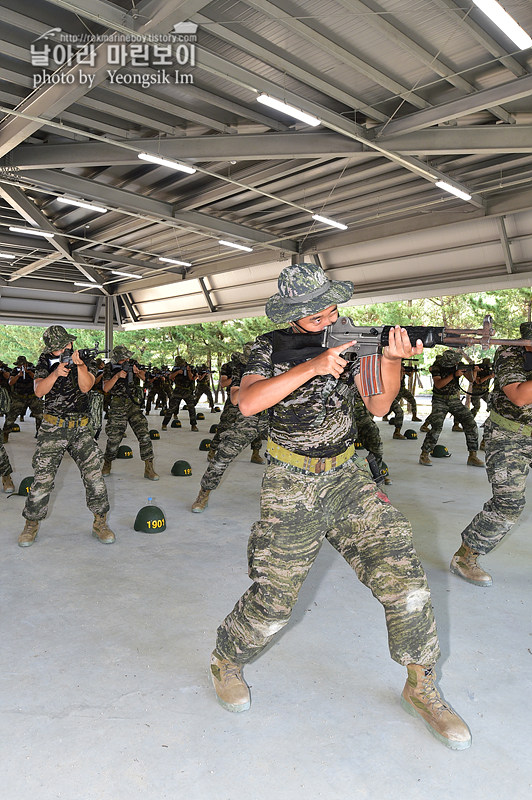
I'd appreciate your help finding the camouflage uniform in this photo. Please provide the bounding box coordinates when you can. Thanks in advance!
[102,347,154,463]
[3,357,43,436]
[145,373,169,414]
[353,388,384,468]
[194,366,215,411]
[460,341,532,554]
[470,360,493,418]
[162,358,197,427]
[215,329,440,669]
[23,329,109,522]
[210,357,262,456]
[420,352,479,454]
[200,353,267,491]
[0,440,13,477]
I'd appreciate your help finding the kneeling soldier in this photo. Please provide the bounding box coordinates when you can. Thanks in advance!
[18,326,114,547]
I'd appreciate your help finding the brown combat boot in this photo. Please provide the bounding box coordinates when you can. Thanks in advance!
[401,665,471,750]
[3,431,8,443]
[411,415,422,422]
[210,652,250,713]
[452,423,463,432]
[419,451,432,466]
[450,542,492,586]
[479,437,485,451]
[191,424,199,432]
[393,427,406,440]
[191,488,210,513]
[467,450,484,467]
[102,459,112,476]
[18,519,39,547]
[207,447,216,461]
[161,424,167,431]
[250,448,264,464]
[92,514,115,544]
[144,459,159,481]
[2,474,15,493]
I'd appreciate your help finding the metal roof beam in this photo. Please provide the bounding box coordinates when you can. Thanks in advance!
[6,133,362,169]
[376,75,532,137]
[122,293,139,323]
[379,126,532,154]
[23,169,300,252]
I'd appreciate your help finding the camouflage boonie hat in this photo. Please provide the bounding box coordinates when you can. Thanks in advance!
[265,263,353,325]
[438,349,462,368]
[174,356,187,367]
[520,322,532,339]
[111,345,133,362]
[43,325,76,351]
[14,355,28,366]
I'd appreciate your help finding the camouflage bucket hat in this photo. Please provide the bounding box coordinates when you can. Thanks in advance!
[111,345,134,362]
[520,322,532,339]
[43,325,76,351]
[265,263,353,325]
[14,355,28,366]
[438,349,462,368]
[174,356,187,367]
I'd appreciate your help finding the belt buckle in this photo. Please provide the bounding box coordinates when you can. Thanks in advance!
[314,457,326,474]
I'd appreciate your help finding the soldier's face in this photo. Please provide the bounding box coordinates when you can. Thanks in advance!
[293,304,338,333]
[51,342,73,356]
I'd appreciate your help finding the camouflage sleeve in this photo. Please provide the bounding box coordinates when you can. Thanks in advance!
[102,363,113,382]
[495,346,529,388]
[243,334,274,379]
[34,353,51,380]
[429,363,442,378]
[85,358,98,378]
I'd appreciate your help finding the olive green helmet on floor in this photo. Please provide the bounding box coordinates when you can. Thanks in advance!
[354,440,365,449]
[149,429,160,440]
[171,419,182,428]
[11,424,20,433]
[199,438,212,451]
[209,424,218,434]
[117,444,133,458]
[431,444,451,457]
[17,476,34,496]
[196,412,205,420]
[171,460,192,476]
[404,429,418,439]
[134,502,166,533]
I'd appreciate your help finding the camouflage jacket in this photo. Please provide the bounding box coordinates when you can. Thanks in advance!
[34,352,97,416]
[490,345,532,424]
[102,361,142,400]
[430,359,461,397]
[244,329,359,458]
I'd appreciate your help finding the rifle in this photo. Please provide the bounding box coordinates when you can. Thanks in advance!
[272,315,531,397]
[59,344,109,368]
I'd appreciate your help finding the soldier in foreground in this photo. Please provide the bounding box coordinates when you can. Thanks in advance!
[101,345,159,481]
[450,322,532,587]
[209,263,471,751]
[18,326,114,547]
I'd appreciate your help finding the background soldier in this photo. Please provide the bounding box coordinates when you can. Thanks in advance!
[18,325,114,547]
[145,367,170,414]
[450,322,532,587]
[470,358,494,418]
[3,356,43,441]
[210,262,471,751]
[101,345,159,481]
[162,357,198,431]
[191,344,268,513]
[419,350,483,467]
[383,363,421,438]
[194,364,216,412]
[353,387,391,485]
[0,438,14,493]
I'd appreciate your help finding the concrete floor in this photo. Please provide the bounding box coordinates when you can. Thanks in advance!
[1,402,531,800]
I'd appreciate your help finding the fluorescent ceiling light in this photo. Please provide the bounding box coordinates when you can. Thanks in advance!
[74,282,104,289]
[472,0,532,49]
[111,270,141,279]
[159,256,192,267]
[218,240,253,252]
[256,94,321,127]
[312,214,348,231]
[138,152,196,174]
[435,181,472,202]
[9,226,55,238]
[57,196,108,213]
[0,253,13,258]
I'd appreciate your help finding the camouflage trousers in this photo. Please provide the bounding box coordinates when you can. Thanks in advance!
[163,389,196,426]
[104,396,153,462]
[23,417,109,521]
[195,384,214,410]
[0,440,12,476]
[397,386,417,416]
[354,405,383,464]
[145,387,169,414]
[421,394,478,453]
[4,392,43,433]
[88,391,104,438]
[471,391,489,418]
[461,417,532,554]
[215,458,440,667]
[201,414,268,491]
[210,400,262,453]
[388,397,404,428]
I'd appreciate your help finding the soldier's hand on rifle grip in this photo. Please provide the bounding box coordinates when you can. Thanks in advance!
[311,340,356,378]
[119,369,127,379]
[71,350,83,366]
[56,362,70,377]
[383,326,424,361]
